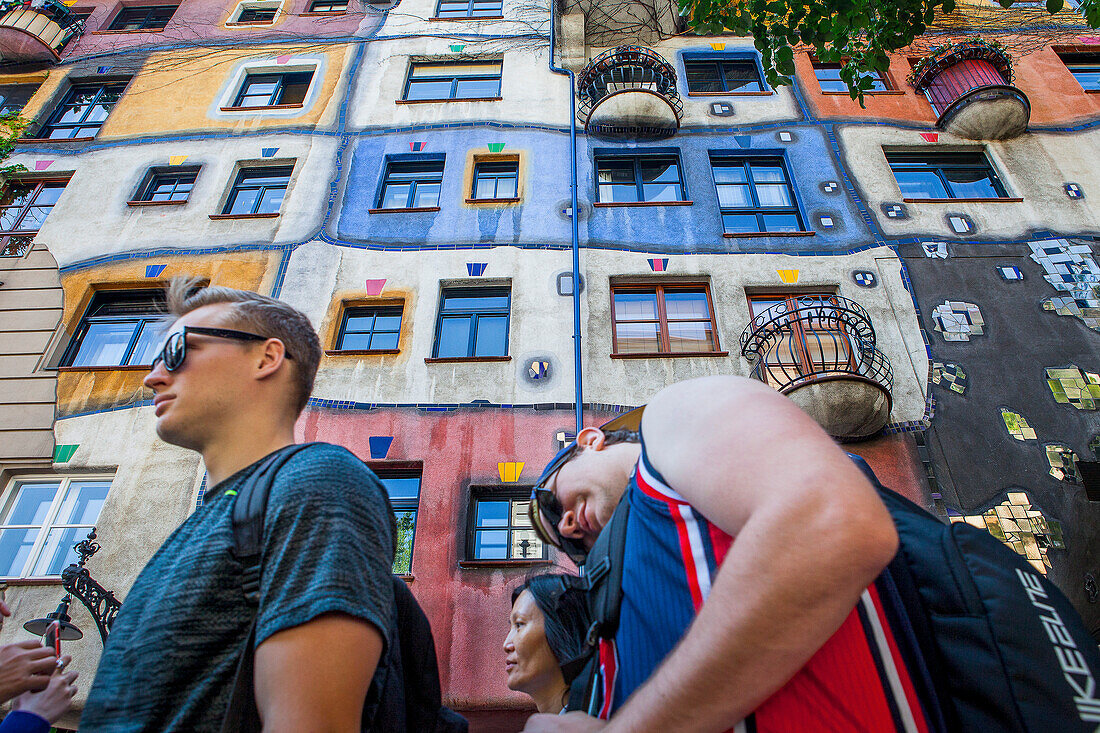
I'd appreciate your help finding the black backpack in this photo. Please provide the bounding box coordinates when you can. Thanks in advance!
[220,444,468,733]
[571,454,1100,732]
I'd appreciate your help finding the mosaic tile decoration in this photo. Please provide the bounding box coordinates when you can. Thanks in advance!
[449,44,465,52]
[498,462,525,482]
[709,102,733,117]
[921,241,948,258]
[528,360,550,379]
[949,491,1064,574]
[920,132,939,142]
[1029,239,1100,332]
[998,265,1023,281]
[778,131,792,142]
[1047,444,1082,483]
[884,203,908,220]
[556,431,576,450]
[487,143,505,153]
[932,301,984,341]
[822,181,839,193]
[1001,408,1037,441]
[948,215,974,234]
[97,66,112,74]
[145,264,167,278]
[364,278,386,296]
[777,269,799,284]
[368,436,394,459]
[276,54,290,64]
[931,361,968,395]
[409,141,426,152]
[852,270,877,288]
[734,135,750,148]
[648,258,668,272]
[1065,183,1084,199]
[53,444,78,463]
[467,262,488,276]
[261,148,278,158]
[168,155,188,166]
[819,215,834,228]
[1046,365,1100,409]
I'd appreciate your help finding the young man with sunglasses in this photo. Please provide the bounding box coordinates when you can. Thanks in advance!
[523,375,920,733]
[81,278,396,732]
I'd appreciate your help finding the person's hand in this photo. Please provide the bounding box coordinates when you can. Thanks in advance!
[0,641,57,703]
[13,656,77,724]
[522,711,607,732]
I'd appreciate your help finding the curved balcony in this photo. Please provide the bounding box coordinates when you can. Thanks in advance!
[910,41,1029,140]
[0,0,83,63]
[577,46,682,139]
[740,295,893,441]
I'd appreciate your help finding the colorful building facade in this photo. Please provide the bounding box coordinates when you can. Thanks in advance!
[0,0,1096,728]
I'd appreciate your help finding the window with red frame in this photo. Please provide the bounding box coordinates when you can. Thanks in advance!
[0,179,67,258]
[746,293,856,386]
[611,283,721,355]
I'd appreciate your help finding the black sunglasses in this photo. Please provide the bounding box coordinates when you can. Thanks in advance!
[150,326,293,372]
[528,451,591,564]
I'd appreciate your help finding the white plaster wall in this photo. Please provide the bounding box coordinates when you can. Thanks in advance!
[835,125,1100,239]
[11,135,340,268]
[375,0,549,40]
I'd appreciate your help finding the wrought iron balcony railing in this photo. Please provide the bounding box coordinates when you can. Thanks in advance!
[577,45,683,138]
[0,0,84,62]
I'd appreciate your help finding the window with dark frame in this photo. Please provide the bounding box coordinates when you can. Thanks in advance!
[1058,53,1100,91]
[107,4,177,30]
[471,160,518,200]
[403,61,502,101]
[377,160,444,209]
[710,156,803,234]
[611,283,721,355]
[222,165,292,215]
[435,0,502,17]
[61,290,166,368]
[885,151,1008,200]
[746,294,856,386]
[134,166,199,203]
[683,58,765,93]
[0,179,67,258]
[233,5,277,23]
[39,81,128,140]
[375,469,421,575]
[595,154,685,203]
[230,70,313,108]
[432,286,510,358]
[308,0,347,10]
[812,62,889,92]
[468,489,545,562]
[336,305,403,351]
[0,84,40,115]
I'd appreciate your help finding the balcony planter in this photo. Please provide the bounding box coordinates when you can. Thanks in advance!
[0,0,84,62]
[577,46,682,139]
[739,295,893,440]
[908,39,1029,140]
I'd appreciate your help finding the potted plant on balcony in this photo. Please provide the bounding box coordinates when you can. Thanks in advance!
[907,38,1014,91]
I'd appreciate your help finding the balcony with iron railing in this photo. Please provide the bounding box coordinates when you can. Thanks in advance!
[577,46,683,139]
[909,40,1029,140]
[0,0,83,62]
[739,295,893,440]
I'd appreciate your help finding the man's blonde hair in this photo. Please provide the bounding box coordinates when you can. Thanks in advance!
[166,276,321,415]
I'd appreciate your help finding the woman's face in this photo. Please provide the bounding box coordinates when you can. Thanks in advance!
[503,590,563,697]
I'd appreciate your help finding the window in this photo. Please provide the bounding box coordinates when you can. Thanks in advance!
[231,3,278,23]
[1059,53,1100,91]
[133,166,199,203]
[468,490,545,561]
[0,179,66,257]
[376,469,420,575]
[230,70,313,108]
[435,0,502,17]
[0,84,39,115]
[0,477,109,579]
[336,305,402,351]
[377,160,443,209]
[39,81,127,140]
[222,165,292,215]
[403,61,502,101]
[62,290,165,368]
[108,4,177,30]
[746,294,855,386]
[683,58,765,93]
[710,156,803,234]
[595,155,685,203]
[471,160,518,200]
[308,0,346,10]
[885,152,1008,200]
[611,283,720,355]
[812,62,889,92]
[432,287,510,358]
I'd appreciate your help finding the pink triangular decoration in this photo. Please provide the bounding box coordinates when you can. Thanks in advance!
[365,279,386,296]
[920,132,938,142]
[33,160,53,170]
[1079,36,1100,44]
[276,55,291,64]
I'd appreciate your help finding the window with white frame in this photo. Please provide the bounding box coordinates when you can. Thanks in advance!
[228,1,280,24]
[0,477,110,578]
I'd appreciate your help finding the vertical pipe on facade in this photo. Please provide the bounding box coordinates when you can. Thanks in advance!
[547,0,584,435]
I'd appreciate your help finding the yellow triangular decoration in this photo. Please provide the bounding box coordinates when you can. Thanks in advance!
[169,155,188,166]
[777,269,800,284]
[498,462,525,483]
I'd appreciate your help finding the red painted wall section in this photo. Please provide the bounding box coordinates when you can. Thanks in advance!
[847,432,927,505]
[794,52,939,125]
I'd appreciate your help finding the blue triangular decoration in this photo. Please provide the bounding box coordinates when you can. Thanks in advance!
[261,147,278,158]
[145,264,167,278]
[734,135,750,148]
[467,262,488,276]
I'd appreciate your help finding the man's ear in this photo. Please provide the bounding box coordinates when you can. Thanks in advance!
[576,427,605,451]
[254,338,288,380]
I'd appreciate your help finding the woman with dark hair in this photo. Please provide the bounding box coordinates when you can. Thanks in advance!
[504,574,590,714]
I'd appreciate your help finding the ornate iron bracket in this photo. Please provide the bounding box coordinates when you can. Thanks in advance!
[61,529,121,643]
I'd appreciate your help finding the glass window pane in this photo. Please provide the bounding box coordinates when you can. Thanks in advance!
[381,182,411,209]
[30,527,87,577]
[392,509,416,574]
[720,62,763,92]
[716,183,752,208]
[373,314,402,332]
[127,320,164,365]
[338,332,372,350]
[613,291,658,320]
[755,184,792,207]
[343,314,376,333]
[4,482,59,525]
[0,528,37,576]
[411,182,440,208]
[256,187,286,214]
[761,213,801,232]
[684,61,723,93]
[474,529,508,559]
[226,188,261,215]
[664,291,709,319]
[436,317,472,357]
[712,164,747,184]
[476,500,509,527]
[32,184,65,207]
[510,528,543,559]
[54,481,109,526]
[473,315,508,356]
[474,177,497,199]
[379,476,420,501]
[71,321,139,367]
[893,170,949,199]
[722,212,762,234]
[369,331,399,350]
[442,293,509,311]
[455,78,500,98]
[405,79,454,100]
[615,322,660,353]
[278,77,312,106]
[943,168,1000,198]
[667,321,715,353]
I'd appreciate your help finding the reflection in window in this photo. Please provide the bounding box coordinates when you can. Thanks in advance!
[308,0,347,10]
[135,167,199,203]
[0,84,40,115]
[470,493,544,560]
[0,179,67,257]
[595,155,685,203]
[62,290,166,368]
[812,62,889,92]
[885,152,1008,200]
[435,0,502,16]
[376,470,420,575]
[1059,53,1100,91]
[108,5,177,30]
[336,305,403,351]
[233,4,278,23]
[471,160,518,200]
[40,82,128,140]
[377,161,444,209]
[0,477,109,578]
[683,58,764,93]
[223,165,293,215]
[710,156,803,234]
[403,61,502,101]
[433,287,510,358]
[230,70,313,108]
[611,284,720,355]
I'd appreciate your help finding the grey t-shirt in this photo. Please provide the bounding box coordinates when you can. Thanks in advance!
[81,443,395,732]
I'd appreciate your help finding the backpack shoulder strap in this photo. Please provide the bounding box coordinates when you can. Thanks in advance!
[230,443,318,606]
